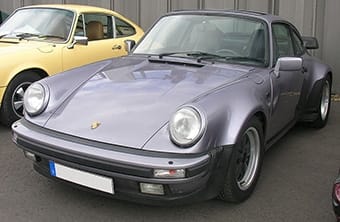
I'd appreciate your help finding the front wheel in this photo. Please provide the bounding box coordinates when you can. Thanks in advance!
[219,118,264,203]
[0,71,41,127]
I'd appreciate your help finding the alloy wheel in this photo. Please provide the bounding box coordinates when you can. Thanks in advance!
[236,127,261,191]
[11,81,32,117]
[320,80,330,121]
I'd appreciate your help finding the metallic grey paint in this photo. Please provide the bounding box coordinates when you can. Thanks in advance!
[12,10,332,203]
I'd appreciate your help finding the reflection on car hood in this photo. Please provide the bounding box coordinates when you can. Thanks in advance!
[44,56,253,149]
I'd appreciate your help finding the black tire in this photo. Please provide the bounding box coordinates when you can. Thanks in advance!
[0,71,41,127]
[219,118,264,203]
[308,75,332,129]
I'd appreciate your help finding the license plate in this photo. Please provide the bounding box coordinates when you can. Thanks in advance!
[49,160,114,194]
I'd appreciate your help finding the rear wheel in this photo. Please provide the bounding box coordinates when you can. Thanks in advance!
[219,118,264,203]
[0,71,41,127]
[308,75,331,128]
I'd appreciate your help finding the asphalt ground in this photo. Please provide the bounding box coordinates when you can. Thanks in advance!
[0,102,339,222]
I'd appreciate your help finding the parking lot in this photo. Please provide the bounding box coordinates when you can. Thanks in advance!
[0,102,339,222]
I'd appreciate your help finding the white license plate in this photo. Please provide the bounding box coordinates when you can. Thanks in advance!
[49,160,114,194]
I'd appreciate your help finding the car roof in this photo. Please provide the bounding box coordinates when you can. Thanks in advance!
[166,9,285,23]
[20,4,116,14]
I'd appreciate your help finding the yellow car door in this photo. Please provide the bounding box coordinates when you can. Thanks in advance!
[62,38,125,71]
[62,13,134,71]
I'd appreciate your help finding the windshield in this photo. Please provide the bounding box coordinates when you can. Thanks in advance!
[134,14,269,67]
[0,8,74,42]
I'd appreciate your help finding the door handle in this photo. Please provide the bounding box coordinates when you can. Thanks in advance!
[302,66,308,73]
[112,45,122,50]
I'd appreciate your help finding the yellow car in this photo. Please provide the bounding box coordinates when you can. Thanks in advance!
[0,4,143,126]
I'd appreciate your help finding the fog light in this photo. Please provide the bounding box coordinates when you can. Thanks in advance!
[154,169,185,178]
[24,151,37,162]
[140,183,164,195]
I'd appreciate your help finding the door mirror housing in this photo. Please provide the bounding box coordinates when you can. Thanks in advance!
[302,36,319,50]
[124,39,136,53]
[68,36,88,49]
[274,57,302,77]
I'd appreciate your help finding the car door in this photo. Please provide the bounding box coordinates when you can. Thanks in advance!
[267,23,305,140]
[62,13,127,71]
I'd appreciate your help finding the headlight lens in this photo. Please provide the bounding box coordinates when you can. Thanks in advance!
[169,107,204,147]
[24,83,49,116]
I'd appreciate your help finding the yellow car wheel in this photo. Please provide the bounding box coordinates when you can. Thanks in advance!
[0,71,41,127]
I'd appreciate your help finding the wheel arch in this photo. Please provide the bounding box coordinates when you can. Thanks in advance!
[193,78,271,150]
[300,60,333,120]
[234,109,267,143]
[254,111,267,137]
[0,68,49,126]
[327,71,333,85]
[13,68,49,80]
[1,68,48,103]
[214,105,268,149]
[1,66,49,88]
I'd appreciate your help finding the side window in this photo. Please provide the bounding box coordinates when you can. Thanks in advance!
[272,23,294,63]
[114,17,136,38]
[82,14,113,41]
[74,15,85,36]
[291,29,305,56]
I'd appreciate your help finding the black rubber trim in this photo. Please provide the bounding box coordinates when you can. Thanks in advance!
[17,136,154,177]
[16,134,213,178]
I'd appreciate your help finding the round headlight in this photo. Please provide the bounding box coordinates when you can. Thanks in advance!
[169,107,204,147]
[24,83,49,116]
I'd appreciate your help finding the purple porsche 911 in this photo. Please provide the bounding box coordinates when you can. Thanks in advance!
[12,10,332,205]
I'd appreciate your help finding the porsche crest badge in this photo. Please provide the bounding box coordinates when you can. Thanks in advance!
[91,121,101,129]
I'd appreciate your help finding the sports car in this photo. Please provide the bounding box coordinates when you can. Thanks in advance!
[333,170,340,221]
[12,10,332,205]
[0,4,143,126]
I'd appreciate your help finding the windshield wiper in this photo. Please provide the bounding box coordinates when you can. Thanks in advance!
[15,33,40,40]
[156,52,265,65]
[38,34,66,40]
[157,51,226,63]
[0,33,10,39]
[225,56,264,63]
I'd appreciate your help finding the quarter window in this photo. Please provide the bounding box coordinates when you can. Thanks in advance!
[115,17,136,38]
[291,30,305,56]
[272,23,294,63]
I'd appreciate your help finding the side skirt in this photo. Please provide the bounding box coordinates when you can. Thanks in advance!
[264,119,297,150]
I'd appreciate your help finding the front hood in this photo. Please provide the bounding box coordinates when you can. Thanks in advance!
[44,56,253,149]
[0,39,55,56]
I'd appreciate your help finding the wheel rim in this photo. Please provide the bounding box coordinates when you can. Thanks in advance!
[320,80,330,121]
[236,127,261,191]
[11,81,32,117]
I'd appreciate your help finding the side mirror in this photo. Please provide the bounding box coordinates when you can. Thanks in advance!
[302,36,319,50]
[67,36,88,49]
[274,57,302,77]
[124,39,136,53]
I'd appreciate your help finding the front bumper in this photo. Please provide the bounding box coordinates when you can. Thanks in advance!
[12,119,232,205]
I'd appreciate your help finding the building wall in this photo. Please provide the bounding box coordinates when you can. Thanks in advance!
[1,0,339,92]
